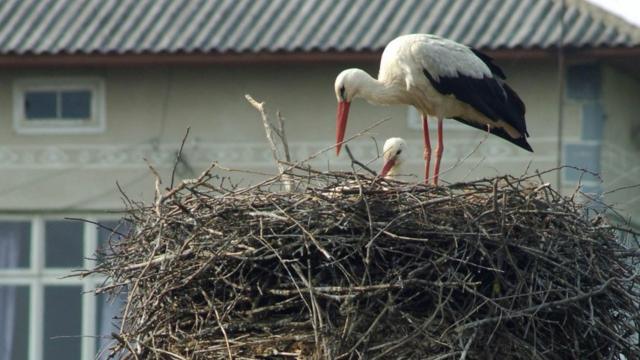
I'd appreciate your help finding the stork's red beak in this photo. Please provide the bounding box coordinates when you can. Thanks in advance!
[380,158,396,178]
[335,101,351,155]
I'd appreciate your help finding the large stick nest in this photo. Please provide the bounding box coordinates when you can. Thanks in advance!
[88,167,640,359]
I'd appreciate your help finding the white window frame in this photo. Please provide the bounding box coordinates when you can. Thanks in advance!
[0,215,121,360]
[12,78,106,135]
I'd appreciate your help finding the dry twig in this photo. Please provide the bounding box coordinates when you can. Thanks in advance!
[245,94,292,192]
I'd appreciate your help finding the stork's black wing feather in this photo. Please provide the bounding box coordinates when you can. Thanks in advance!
[470,48,505,79]
[422,47,530,149]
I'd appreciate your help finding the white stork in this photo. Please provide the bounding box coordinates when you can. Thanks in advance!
[334,34,532,185]
[380,137,407,180]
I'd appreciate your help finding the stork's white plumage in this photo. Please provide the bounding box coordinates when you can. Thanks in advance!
[335,34,532,185]
[380,137,407,180]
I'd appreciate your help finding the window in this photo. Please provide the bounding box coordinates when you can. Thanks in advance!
[24,90,92,120]
[13,78,106,134]
[0,217,126,360]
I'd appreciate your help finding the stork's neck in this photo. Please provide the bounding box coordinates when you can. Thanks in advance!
[352,70,401,106]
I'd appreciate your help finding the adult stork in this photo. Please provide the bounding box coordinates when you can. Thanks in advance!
[334,34,532,185]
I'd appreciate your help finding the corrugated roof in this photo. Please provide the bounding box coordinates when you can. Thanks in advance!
[0,0,637,56]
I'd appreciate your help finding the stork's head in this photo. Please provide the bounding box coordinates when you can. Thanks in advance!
[380,137,407,179]
[334,68,368,155]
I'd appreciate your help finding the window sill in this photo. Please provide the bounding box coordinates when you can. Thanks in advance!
[14,123,106,135]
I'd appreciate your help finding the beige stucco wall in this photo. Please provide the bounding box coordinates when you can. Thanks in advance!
[601,65,640,225]
[0,60,576,211]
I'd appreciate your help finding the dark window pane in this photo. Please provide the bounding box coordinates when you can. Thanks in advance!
[25,91,57,119]
[45,220,83,268]
[44,286,82,360]
[97,220,122,248]
[96,220,129,264]
[61,90,91,119]
[0,221,30,268]
[96,292,125,359]
[0,286,29,360]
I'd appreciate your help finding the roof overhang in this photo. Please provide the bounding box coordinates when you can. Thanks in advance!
[0,47,639,67]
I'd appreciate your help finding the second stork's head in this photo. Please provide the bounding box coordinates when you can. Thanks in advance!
[380,137,407,179]
[334,68,372,155]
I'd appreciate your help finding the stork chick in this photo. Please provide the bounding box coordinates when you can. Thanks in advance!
[380,137,407,180]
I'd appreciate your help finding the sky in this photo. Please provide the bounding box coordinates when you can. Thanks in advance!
[587,0,640,26]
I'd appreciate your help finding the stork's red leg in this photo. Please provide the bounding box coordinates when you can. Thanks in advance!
[433,117,444,186]
[422,115,431,183]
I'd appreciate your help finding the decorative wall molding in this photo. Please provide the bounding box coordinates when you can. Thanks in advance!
[601,143,640,187]
[0,138,560,170]
[600,142,640,223]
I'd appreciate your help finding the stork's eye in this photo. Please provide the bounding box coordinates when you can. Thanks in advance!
[397,149,402,155]
[340,86,346,100]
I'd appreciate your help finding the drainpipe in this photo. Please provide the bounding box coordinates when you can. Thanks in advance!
[556,0,566,190]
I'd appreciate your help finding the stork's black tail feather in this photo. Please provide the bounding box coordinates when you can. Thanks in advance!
[501,83,529,137]
[453,117,533,152]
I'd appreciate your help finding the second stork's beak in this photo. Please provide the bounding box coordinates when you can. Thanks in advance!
[335,101,351,155]
[380,157,396,178]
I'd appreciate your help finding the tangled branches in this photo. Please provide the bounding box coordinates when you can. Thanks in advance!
[87,167,640,359]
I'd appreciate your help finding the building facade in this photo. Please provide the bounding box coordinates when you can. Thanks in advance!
[0,1,639,359]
